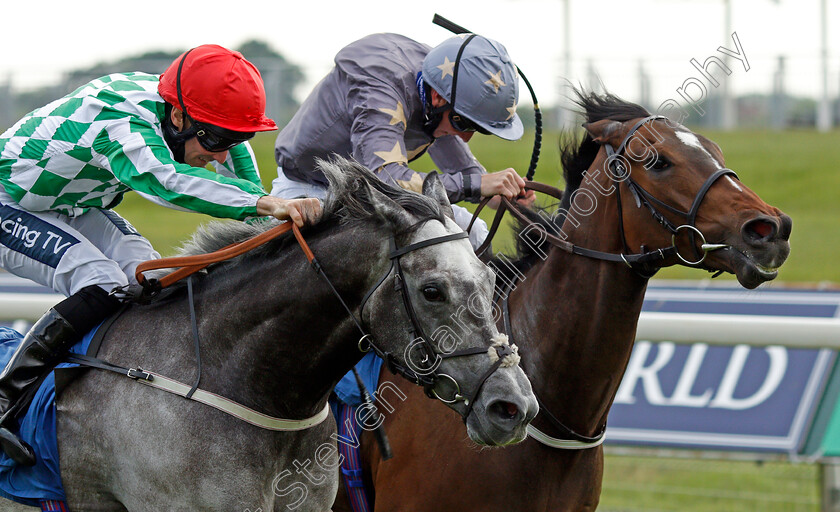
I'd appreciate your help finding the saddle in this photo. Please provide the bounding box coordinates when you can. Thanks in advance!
[0,323,105,507]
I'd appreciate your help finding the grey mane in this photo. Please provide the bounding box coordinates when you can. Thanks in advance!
[175,156,445,258]
[320,156,445,228]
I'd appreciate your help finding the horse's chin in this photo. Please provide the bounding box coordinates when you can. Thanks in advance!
[716,247,784,290]
[464,414,530,447]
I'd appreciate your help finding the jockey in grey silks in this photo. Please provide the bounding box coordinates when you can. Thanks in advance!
[270,32,537,249]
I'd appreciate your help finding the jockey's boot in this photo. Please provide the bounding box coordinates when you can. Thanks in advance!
[0,284,122,466]
[0,309,78,466]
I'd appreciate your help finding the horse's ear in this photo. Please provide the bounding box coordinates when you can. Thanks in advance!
[582,119,624,146]
[365,182,416,232]
[422,172,455,221]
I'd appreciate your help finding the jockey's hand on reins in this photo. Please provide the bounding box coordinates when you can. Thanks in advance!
[515,189,537,208]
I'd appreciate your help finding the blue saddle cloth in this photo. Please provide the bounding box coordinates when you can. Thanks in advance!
[0,331,380,508]
[332,352,383,408]
[0,325,98,507]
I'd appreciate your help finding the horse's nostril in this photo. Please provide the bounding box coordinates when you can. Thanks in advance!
[491,401,520,421]
[744,218,776,244]
[504,402,519,419]
[752,221,773,238]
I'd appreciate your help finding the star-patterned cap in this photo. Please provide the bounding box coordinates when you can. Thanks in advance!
[422,34,523,141]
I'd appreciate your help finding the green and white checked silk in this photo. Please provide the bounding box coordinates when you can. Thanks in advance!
[0,72,266,220]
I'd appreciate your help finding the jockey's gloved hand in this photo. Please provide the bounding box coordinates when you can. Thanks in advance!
[480,169,535,210]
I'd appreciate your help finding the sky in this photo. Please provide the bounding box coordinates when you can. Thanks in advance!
[0,0,837,109]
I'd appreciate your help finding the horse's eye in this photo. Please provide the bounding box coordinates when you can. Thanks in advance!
[649,157,671,171]
[422,286,445,302]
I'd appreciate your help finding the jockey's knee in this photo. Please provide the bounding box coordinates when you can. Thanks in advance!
[53,285,122,336]
[450,204,489,251]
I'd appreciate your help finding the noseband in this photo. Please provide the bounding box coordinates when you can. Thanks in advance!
[606,115,738,276]
[305,225,517,419]
[470,116,737,278]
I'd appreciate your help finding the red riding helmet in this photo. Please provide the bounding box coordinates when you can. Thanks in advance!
[158,44,278,132]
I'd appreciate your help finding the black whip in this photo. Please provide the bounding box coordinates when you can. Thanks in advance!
[432,14,542,181]
[353,368,393,461]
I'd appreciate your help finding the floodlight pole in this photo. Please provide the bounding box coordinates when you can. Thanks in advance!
[558,0,574,130]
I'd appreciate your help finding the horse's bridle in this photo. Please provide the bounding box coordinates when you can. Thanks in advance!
[132,218,515,422]
[465,116,740,448]
[471,115,737,278]
[605,115,737,276]
[302,225,518,420]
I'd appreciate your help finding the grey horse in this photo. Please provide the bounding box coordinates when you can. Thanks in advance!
[2,158,537,511]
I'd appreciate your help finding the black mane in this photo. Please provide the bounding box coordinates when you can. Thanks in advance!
[495,90,650,275]
[560,91,650,195]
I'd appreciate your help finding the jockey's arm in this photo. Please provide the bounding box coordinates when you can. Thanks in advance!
[99,121,322,224]
[426,137,534,208]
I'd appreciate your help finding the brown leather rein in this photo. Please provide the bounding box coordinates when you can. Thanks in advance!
[134,221,315,294]
[467,181,565,260]
[132,216,507,421]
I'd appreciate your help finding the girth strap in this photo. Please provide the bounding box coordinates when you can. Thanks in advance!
[65,353,331,431]
[136,371,331,431]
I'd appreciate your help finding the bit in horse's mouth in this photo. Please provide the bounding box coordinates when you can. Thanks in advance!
[727,247,780,281]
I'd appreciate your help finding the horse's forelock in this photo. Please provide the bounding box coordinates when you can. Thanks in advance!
[562,90,651,194]
[575,90,650,124]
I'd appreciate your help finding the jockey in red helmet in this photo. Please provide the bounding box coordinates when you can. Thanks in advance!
[0,45,320,466]
[157,44,278,163]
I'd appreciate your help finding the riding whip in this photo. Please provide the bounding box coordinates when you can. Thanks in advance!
[353,368,393,460]
[432,14,542,181]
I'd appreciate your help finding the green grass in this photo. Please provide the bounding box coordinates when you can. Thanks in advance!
[600,454,820,512]
[114,127,839,283]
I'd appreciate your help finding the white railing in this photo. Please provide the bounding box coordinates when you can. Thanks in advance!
[636,312,840,349]
[2,287,839,510]
[0,293,61,322]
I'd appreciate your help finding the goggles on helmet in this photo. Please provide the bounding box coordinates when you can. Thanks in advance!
[448,110,490,135]
[190,116,254,152]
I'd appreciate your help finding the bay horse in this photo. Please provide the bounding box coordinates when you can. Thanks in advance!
[3,158,538,511]
[334,92,792,512]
